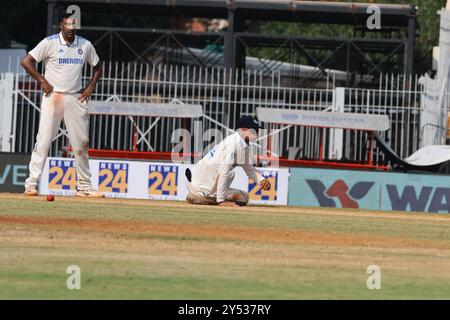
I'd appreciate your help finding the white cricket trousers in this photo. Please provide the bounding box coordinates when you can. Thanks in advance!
[25,92,92,191]
[186,170,249,205]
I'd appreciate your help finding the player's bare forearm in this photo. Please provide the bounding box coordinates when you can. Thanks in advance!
[21,54,53,95]
[87,63,102,89]
[79,63,102,102]
[21,54,44,82]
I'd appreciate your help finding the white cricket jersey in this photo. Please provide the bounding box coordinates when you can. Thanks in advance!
[28,32,100,93]
[190,132,264,202]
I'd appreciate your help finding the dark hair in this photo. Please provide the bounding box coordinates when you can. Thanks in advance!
[60,12,75,23]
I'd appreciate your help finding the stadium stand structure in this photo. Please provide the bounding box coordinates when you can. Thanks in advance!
[46,0,418,88]
[256,107,391,171]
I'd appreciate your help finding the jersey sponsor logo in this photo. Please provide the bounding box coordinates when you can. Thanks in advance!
[248,170,278,201]
[58,48,64,54]
[78,48,83,55]
[148,164,178,198]
[58,58,84,65]
[98,162,128,195]
[48,159,77,191]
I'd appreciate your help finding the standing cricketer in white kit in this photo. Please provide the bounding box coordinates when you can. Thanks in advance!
[21,13,104,197]
[185,116,271,207]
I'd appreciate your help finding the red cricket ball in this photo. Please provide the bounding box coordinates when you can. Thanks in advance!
[47,195,55,202]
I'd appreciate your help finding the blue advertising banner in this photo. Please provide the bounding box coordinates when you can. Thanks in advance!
[38,158,290,205]
[0,152,29,193]
[288,168,450,213]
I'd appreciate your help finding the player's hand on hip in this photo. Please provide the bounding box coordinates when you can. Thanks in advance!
[218,201,240,207]
[259,178,271,190]
[40,79,53,96]
[79,85,94,103]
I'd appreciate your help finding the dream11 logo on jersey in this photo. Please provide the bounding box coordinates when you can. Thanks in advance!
[306,179,375,208]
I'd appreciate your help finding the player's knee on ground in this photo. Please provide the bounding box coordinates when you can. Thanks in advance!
[186,193,216,205]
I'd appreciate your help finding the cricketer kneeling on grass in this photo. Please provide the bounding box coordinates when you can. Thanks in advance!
[185,116,271,207]
[21,12,104,198]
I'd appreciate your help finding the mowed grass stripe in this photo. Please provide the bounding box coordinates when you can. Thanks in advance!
[1,194,450,242]
[1,193,450,299]
[1,241,450,300]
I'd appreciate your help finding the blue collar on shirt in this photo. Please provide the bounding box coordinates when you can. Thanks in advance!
[59,32,78,47]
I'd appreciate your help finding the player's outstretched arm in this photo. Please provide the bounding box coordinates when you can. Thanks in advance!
[242,163,271,190]
[20,54,53,96]
[79,63,102,103]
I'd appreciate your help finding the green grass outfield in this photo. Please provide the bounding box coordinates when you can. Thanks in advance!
[1,193,450,299]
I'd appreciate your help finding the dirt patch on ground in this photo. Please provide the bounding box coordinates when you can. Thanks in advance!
[1,214,449,250]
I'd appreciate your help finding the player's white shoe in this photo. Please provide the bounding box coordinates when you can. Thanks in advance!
[24,186,38,196]
[75,188,105,198]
